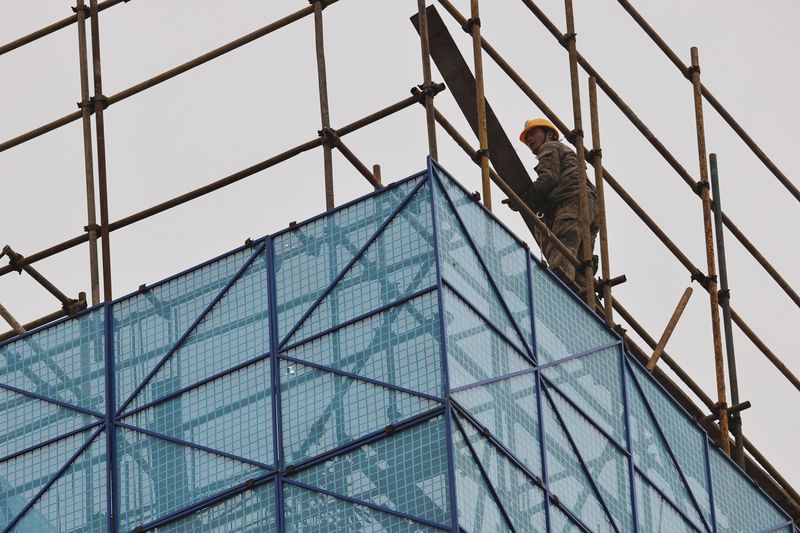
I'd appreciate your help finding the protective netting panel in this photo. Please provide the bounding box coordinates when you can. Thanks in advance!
[0,388,98,460]
[283,482,444,532]
[635,473,699,533]
[456,413,547,532]
[113,248,252,409]
[274,176,423,341]
[709,447,788,532]
[0,307,105,414]
[434,165,532,351]
[128,250,270,412]
[453,373,541,476]
[1,430,93,532]
[452,419,508,532]
[14,432,107,533]
[122,358,273,466]
[283,291,442,398]
[286,182,436,346]
[542,388,615,532]
[432,177,527,354]
[289,416,451,526]
[152,482,276,533]
[549,505,585,532]
[443,287,532,391]
[279,359,439,466]
[117,428,265,532]
[531,262,616,364]
[541,346,626,447]
[628,362,712,525]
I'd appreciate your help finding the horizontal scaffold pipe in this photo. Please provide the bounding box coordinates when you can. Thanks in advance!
[0,90,424,278]
[0,2,338,153]
[0,0,126,57]
[505,0,800,310]
[613,0,800,205]
[434,0,800,396]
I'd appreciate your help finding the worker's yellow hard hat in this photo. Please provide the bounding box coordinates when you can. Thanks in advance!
[519,118,559,143]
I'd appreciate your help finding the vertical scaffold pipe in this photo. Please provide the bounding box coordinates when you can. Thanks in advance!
[313,0,334,210]
[710,153,744,466]
[88,0,113,302]
[690,47,730,456]
[563,0,595,309]
[417,1,438,161]
[468,0,491,210]
[588,77,612,324]
[75,0,100,306]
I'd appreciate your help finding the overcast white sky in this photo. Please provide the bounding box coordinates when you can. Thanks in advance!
[1,0,798,496]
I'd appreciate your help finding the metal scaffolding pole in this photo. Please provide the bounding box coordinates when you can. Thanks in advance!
[417,0,439,160]
[690,46,730,456]
[75,0,101,306]
[563,0,595,309]
[313,0,335,210]
[588,77,613,324]
[467,0,491,210]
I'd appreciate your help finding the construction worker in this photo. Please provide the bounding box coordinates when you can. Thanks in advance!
[516,118,599,288]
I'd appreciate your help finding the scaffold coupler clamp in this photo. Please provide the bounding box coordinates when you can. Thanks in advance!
[684,64,701,80]
[319,127,339,148]
[565,128,583,144]
[692,178,710,196]
[411,81,445,103]
[471,147,489,165]
[587,148,602,164]
[1,245,23,274]
[462,17,481,34]
[560,31,577,48]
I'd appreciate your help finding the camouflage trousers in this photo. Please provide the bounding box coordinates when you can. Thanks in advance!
[533,198,599,287]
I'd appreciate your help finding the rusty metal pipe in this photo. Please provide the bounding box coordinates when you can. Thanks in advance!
[515,0,800,311]
[0,298,88,344]
[75,0,101,306]
[327,132,382,189]
[0,302,26,335]
[0,92,419,279]
[588,77,613,323]
[313,0,334,209]
[710,153,744,466]
[646,287,693,371]
[468,0,492,210]
[563,0,596,308]
[417,0,439,160]
[0,0,126,57]
[691,47,730,455]
[613,0,800,204]
[0,3,325,154]
[373,165,382,187]
[88,0,113,302]
[2,246,76,310]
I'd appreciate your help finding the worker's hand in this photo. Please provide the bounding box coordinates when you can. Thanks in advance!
[502,197,521,212]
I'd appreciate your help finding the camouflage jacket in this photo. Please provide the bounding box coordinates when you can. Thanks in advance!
[522,140,597,213]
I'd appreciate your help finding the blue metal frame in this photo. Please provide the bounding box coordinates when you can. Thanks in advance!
[3,161,797,532]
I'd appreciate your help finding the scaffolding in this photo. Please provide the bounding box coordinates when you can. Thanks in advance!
[1,0,798,527]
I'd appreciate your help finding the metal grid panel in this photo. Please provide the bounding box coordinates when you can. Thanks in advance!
[709,446,788,532]
[549,504,585,532]
[542,388,615,532]
[289,416,451,526]
[432,176,526,353]
[112,249,251,409]
[451,417,509,532]
[628,362,712,524]
[122,358,273,466]
[434,166,532,348]
[548,387,633,531]
[283,291,442,398]
[531,263,616,364]
[15,432,107,533]
[283,482,444,533]
[542,346,626,447]
[274,177,422,341]
[635,473,699,532]
[0,307,105,413]
[626,365,705,529]
[286,182,435,346]
[116,427,265,532]
[0,430,93,531]
[279,360,438,466]
[153,482,276,533]
[453,373,541,476]
[128,251,269,411]
[457,413,547,531]
[443,287,531,390]
[0,388,97,459]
